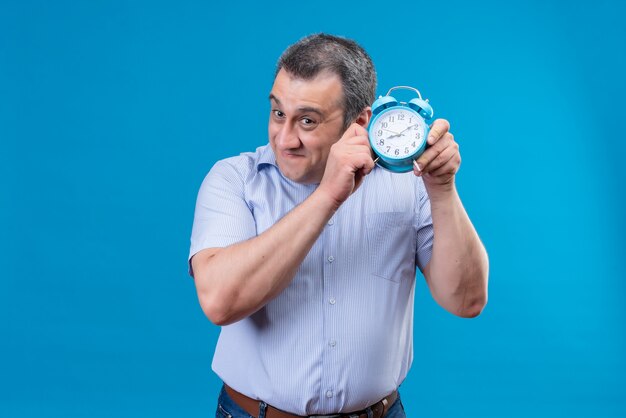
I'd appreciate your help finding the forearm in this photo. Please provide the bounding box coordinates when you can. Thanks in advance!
[425,185,489,317]
[194,188,337,325]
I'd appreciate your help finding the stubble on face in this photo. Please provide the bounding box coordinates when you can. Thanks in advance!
[268,69,346,184]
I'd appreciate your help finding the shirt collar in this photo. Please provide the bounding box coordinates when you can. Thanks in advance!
[256,143,278,171]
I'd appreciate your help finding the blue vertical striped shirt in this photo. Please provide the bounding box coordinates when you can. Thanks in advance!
[188,144,433,415]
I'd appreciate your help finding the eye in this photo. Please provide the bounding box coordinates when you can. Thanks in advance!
[300,117,317,127]
[272,109,285,118]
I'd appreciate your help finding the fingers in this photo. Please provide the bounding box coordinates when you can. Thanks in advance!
[355,153,376,175]
[339,123,369,142]
[319,124,375,204]
[413,118,461,187]
[415,131,455,170]
[353,153,376,191]
[330,128,374,170]
[427,152,461,177]
[351,123,369,137]
[338,123,372,158]
[413,131,460,178]
[327,123,375,178]
[427,118,450,146]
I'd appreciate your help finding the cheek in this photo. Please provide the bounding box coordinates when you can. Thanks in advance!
[310,135,337,158]
[299,135,319,157]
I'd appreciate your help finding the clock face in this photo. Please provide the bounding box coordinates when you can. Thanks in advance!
[369,108,427,159]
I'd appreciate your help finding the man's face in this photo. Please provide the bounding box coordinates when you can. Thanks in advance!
[268,69,346,184]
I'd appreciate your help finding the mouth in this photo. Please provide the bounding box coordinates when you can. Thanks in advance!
[281,151,305,159]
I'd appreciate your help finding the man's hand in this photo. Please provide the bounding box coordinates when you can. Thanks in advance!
[318,123,375,209]
[413,119,461,196]
[411,118,488,318]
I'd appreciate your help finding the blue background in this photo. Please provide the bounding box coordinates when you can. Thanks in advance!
[2,1,625,417]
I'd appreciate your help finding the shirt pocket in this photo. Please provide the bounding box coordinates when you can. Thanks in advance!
[365,211,417,283]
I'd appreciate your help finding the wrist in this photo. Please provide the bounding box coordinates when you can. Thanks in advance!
[313,184,345,212]
[311,187,342,214]
[425,181,458,206]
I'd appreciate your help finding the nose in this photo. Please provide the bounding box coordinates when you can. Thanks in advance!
[274,122,301,150]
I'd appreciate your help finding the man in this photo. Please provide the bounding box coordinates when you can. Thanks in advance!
[188,33,488,418]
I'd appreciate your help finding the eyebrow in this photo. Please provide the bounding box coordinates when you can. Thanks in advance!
[269,94,324,117]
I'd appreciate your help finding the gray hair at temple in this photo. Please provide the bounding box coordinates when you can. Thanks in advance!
[275,33,377,130]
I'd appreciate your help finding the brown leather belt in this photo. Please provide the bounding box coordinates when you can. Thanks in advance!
[224,384,398,418]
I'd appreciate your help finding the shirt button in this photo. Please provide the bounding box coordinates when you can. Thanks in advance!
[329,298,336,305]
[326,390,333,398]
[329,340,336,347]
[328,255,335,263]
[327,219,334,225]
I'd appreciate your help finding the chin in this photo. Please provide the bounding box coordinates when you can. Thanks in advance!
[282,170,308,184]
[275,159,304,182]
[280,166,318,184]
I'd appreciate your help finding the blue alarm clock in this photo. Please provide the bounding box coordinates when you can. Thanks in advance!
[368,86,434,173]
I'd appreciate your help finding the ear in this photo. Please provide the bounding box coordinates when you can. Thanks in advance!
[354,107,372,128]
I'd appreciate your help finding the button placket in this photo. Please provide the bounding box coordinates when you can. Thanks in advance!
[321,213,339,410]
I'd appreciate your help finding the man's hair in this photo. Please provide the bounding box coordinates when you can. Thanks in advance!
[275,33,377,130]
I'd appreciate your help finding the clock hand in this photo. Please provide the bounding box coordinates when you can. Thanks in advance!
[382,128,401,136]
[382,129,402,140]
[398,123,418,135]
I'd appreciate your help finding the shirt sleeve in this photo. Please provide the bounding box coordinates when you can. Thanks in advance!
[188,159,257,277]
[414,179,434,272]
